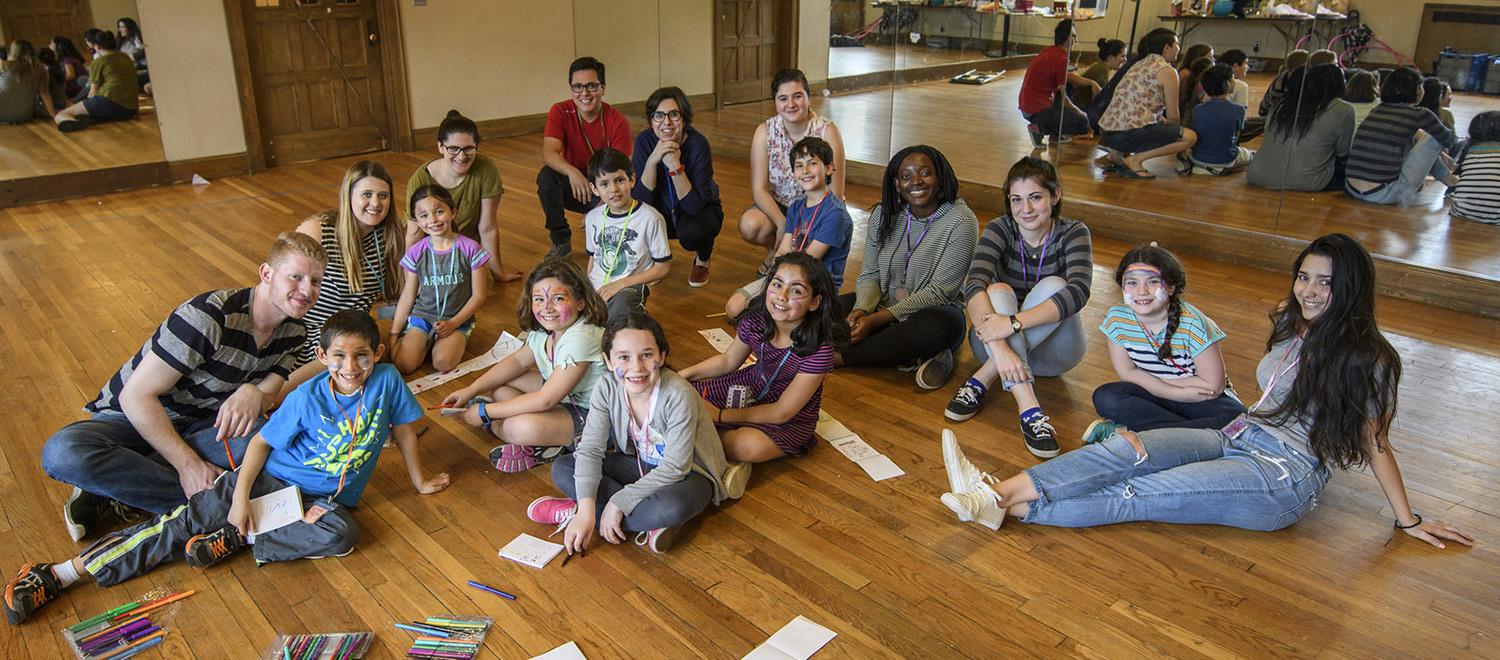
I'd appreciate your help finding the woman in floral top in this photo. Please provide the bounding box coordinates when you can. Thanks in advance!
[1098,28,1198,180]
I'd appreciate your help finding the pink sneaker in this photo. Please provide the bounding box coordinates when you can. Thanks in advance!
[489,444,539,473]
[634,526,685,554]
[526,496,578,526]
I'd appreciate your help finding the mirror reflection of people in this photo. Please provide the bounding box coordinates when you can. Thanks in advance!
[0,40,55,124]
[116,17,150,93]
[48,36,88,101]
[1018,19,1094,147]
[1097,28,1197,180]
[1247,65,1353,192]
[52,29,137,133]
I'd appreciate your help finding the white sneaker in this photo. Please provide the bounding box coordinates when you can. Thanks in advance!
[722,461,751,499]
[940,484,1005,530]
[941,428,993,493]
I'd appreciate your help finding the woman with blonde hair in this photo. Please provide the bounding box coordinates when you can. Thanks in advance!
[0,40,55,123]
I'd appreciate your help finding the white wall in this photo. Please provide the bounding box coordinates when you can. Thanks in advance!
[135,0,245,161]
[799,0,831,83]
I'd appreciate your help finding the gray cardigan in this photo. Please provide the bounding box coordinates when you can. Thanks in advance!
[574,370,728,514]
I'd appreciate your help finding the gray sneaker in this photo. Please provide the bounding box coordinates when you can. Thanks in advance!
[915,349,955,390]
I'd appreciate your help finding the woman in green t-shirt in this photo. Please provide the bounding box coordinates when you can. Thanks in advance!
[53,29,137,132]
[405,109,523,283]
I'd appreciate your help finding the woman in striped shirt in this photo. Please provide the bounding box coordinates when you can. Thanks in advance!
[946,157,1092,459]
[1450,111,1500,224]
[280,161,404,399]
[837,145,977,390]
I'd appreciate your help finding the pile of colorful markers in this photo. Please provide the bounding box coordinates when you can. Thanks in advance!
[64,590,195,658]
[395,615,492,659]
[272,631,375,660]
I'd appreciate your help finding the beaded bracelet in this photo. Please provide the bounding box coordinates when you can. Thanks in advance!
[1394,512,1423,530]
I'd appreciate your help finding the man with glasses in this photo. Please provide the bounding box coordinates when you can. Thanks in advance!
[538,56,632,258]
[631,86,725,287]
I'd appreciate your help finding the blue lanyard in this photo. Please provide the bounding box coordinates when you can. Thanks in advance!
[756,350,793,402]
[426,242,461,318]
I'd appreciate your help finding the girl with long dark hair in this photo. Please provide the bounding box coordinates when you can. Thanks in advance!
[1247,64,1353,191]
[939,234,1475,552]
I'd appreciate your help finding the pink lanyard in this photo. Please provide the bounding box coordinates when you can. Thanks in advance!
[624,382,660,477]
[792,195,830,253]
[1250,340,1301,413]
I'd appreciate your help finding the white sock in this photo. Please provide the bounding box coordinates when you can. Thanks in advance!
[51,560,81,588]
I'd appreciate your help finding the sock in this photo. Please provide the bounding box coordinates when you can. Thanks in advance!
[51,560,81,588]
[965,377,988,396]
[1020,406,1044,423]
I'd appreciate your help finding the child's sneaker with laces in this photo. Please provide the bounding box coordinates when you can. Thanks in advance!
[526,496,578,535]
[4,563,62,625]
[635,526,684,554]
[490,444,540,473]
[184,525,246,569]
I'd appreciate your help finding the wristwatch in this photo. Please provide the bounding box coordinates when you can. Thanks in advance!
[1009,315,1023,333]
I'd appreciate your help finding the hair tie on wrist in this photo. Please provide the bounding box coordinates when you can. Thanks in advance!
[1394,512,1422,530]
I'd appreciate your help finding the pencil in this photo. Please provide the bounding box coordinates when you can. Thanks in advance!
[705,312,727,318]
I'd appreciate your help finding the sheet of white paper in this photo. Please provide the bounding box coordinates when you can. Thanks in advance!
[698,328,735,353]
[246,485,302,542]
[742,644,797,660]
[407,332,524,394]
[815,415,856,443]
[743,616,837,660]
[856,454,905,482]
[499,532,564,569]
[828,436,881,463]
[530,641,587,660]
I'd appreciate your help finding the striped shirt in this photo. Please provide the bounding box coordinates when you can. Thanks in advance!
[1451,144,1500,224]
[693,313,835,457]
[87,288,306,420]
[1098,302,1225,379]
[853,199,979,320]
[965,215,1093,318]
[1345,104,1456,184]
[298,216,390,363]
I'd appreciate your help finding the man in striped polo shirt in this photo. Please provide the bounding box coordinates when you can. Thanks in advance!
[40,232,327,541]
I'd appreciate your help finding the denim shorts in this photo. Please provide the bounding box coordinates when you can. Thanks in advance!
[83,96,137,121]
[561,402,588,438]
[1101,123,1182,153]
[405,316,474,342]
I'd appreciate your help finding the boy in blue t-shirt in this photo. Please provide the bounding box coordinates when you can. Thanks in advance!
[725,136,853,319]
[4,311,449,626]
[1189,64,1254,176]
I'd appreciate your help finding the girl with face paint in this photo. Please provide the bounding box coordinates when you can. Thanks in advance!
[1082,243,1245,444]
[442,258,609,473]
[528,312,732,556]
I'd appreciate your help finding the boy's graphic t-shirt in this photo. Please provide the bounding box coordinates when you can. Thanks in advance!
[783,194,854,288]
[260,363,424,507]
[584,201,671,288]
[401,235,490,321]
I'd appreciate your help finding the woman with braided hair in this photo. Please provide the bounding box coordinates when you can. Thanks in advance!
[1080,243,1244,444]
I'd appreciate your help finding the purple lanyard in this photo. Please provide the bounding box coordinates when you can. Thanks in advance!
[1018,224,1054,288]
[902,208,935,274]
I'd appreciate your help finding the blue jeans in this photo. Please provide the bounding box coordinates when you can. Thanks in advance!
[1091,381,1246,431]
[1022,423,1330,531]
[1345,133,1450,208]
[41,412,260,514]
[968,276,1087,390]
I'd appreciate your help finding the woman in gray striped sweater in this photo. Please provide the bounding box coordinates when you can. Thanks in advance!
[946,157,1093,459]
[837,146,977,390]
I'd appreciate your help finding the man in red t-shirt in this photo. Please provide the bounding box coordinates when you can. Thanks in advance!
[538,56,633,258]
[1017,20,1096,147]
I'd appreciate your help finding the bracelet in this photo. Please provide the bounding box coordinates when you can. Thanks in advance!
[476,403,494,426]
[716,408,724,424]
[1394,512,1422,530]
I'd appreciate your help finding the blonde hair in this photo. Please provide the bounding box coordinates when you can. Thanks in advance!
[1308,49,1337,68]
[1282,50,1310,73]
[267,230,327,268]
[332,160,400,296]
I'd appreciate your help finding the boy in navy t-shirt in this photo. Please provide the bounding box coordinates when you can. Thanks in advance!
[725,136,853,319]
[4,311,449,625]
[1190,64,1254,176]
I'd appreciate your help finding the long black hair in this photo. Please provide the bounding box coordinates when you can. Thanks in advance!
[1114,243,1187,361]
[1258,233,1401,470]
[1268,64,1346,141]
[874,145,958,243]
[745,252,849,356]
[1458,110,1500,163]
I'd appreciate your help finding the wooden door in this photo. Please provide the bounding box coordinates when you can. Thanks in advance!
[0,0,92,47]
[242,0,390,166]
[715,0,795,105]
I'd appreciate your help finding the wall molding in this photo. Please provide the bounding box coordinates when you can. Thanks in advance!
[2,152,250,209]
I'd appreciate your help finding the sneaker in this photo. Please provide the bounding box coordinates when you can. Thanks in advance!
[722,462,751,499]
[939,484,1005,530]
[545,242,572,259]
[184,525,246,569]
[688,260,710,288]
[635,526,684,554]
[944,381,986,422]
[534,445,568,464]
[1026,123,1044,148]
[4,563,62,625]
[489,444,540,473]
[1081,418,1121,445]
[941,429,993,494]
[62,488,105,542]
[914,349,954,390]
[1021,414,1060,458]
[526,496,578,536]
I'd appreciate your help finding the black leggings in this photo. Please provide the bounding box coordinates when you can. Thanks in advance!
[665,200,724,261]
[838,293,967,367]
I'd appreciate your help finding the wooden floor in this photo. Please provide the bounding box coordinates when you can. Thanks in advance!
[1,137,1497,658]
[0,100,164,181]
[692,72,1500,279]
[828,44,998,79]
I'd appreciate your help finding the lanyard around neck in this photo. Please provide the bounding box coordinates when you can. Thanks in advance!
[625,381,660,477]
[1018,223,1055,288]
[1130,310,1186,371]
[600,201,637,284]
[426,241,461,318]
[901,207,936,275]
[757,350,794,402]
[327,377,367,499]
[575,106,598,154]
[793,195,830,254]
[1251,339,1302,413]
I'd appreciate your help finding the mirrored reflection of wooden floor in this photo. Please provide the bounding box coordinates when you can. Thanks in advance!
[0,138,1495,657]
[829,43,999,79]
[0,102,164,180]
[693,72,1500,279]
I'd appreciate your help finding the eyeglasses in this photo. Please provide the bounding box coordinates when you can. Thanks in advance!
[650,110,683,123]
[570,82,602,93]
[441,144,478,157]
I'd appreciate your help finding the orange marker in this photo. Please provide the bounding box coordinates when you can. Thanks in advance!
[111,590,195,621]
